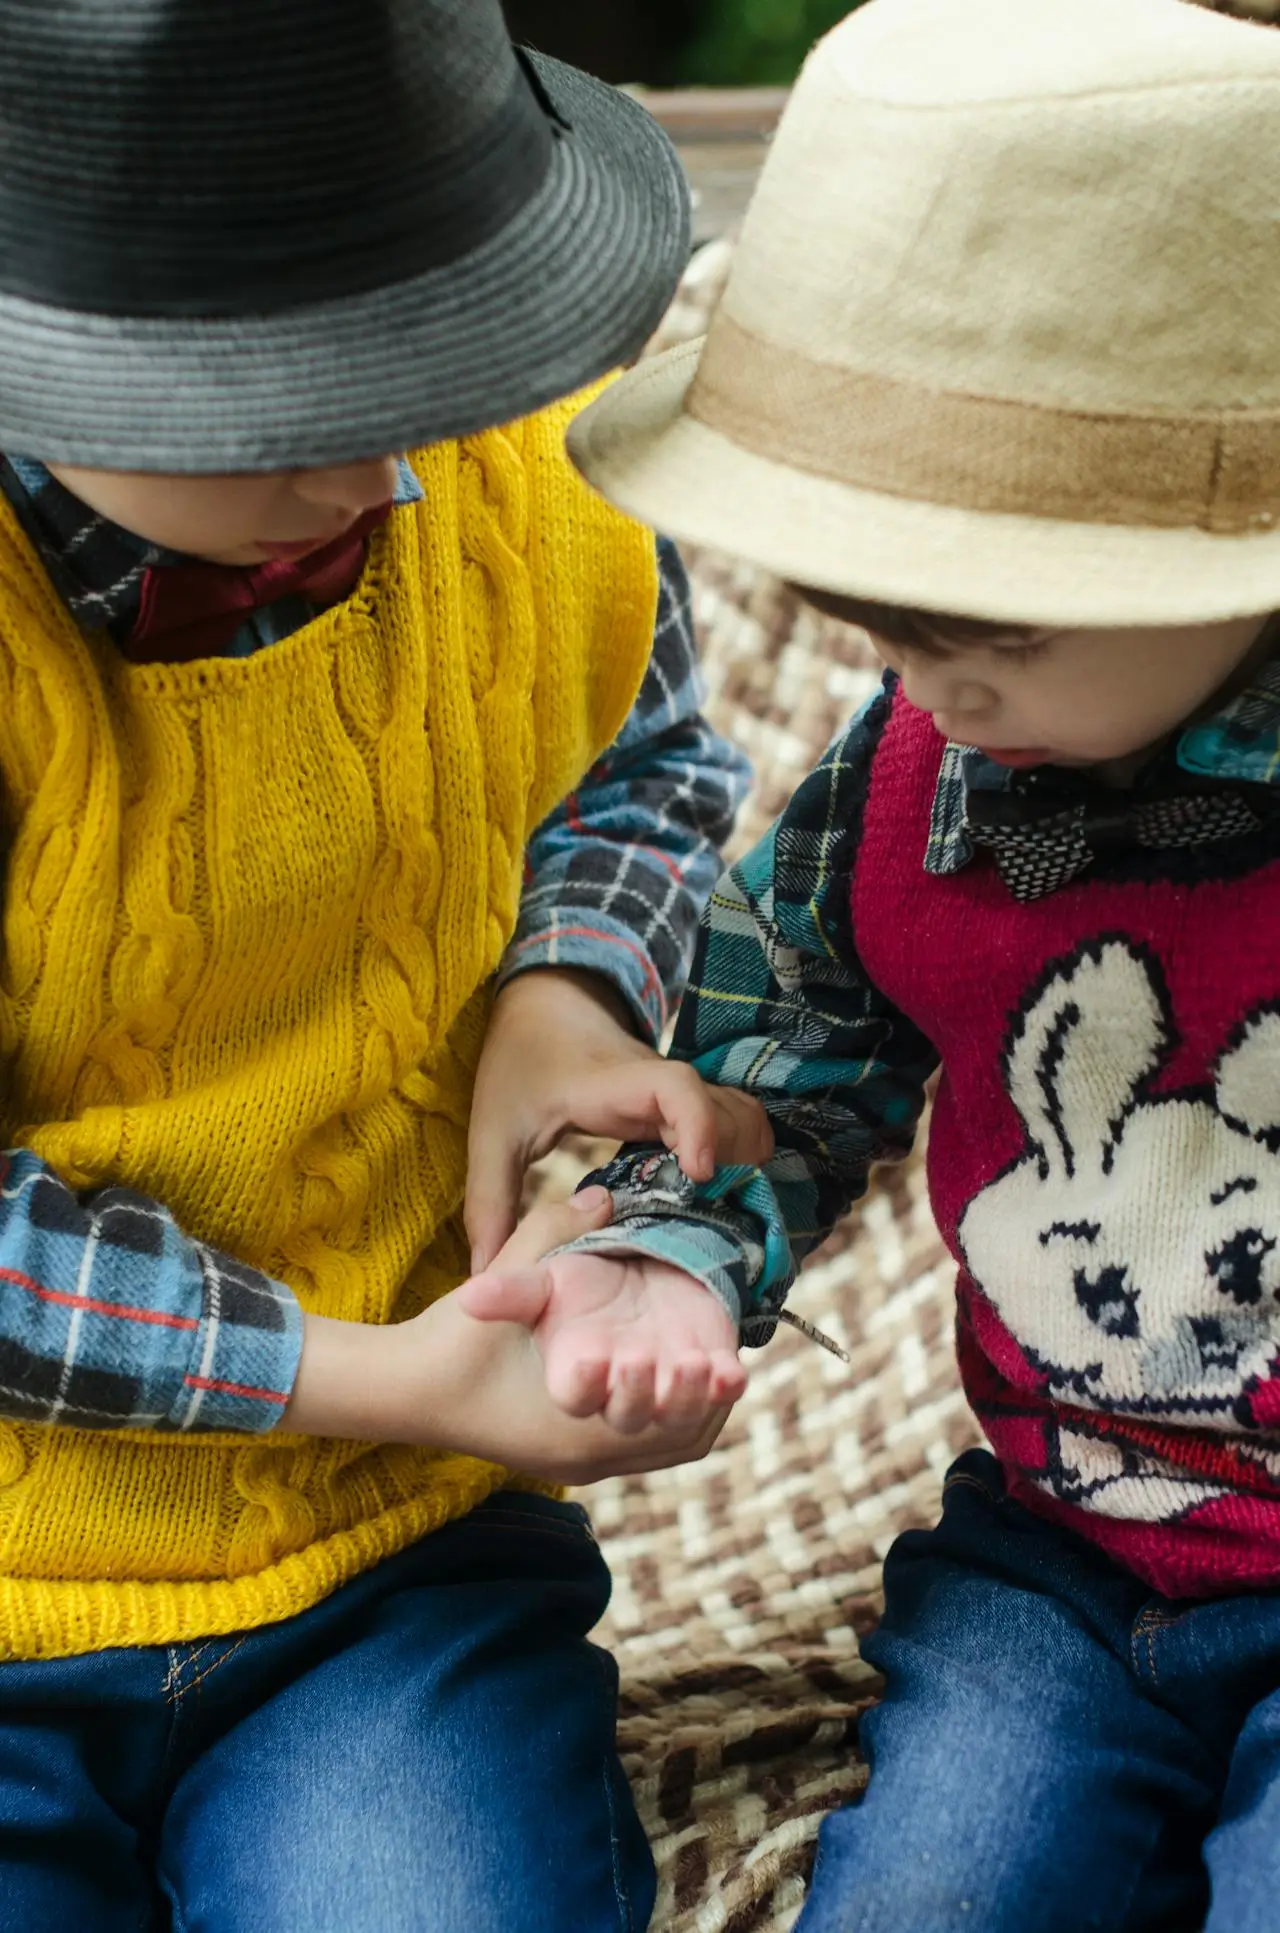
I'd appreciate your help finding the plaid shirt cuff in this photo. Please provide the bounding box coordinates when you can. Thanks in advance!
[0,1151,302,1433]
[494,912,670,1044]
[557,1149,793,1347]
[176,1244,304,1432]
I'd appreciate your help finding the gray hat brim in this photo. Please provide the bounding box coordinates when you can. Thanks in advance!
[0,56,691,472]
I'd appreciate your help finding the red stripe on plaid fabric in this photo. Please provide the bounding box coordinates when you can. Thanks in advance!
[633,841,686,884]
[506,924,664,1004]
[183,1373,289,1403]
[0,1265,201,1329]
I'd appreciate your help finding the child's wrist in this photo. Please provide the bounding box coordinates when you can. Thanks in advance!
[279,1311,445,1442]
[498,963,640,1039]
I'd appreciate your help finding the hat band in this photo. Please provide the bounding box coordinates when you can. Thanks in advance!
[688,315,1280,537]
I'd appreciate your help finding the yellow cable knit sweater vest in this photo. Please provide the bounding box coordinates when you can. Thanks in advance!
[0,392,657,1659]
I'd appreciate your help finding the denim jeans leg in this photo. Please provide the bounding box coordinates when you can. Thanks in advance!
[797,1453,1219,1933]
[156,1493,654,1933]
[0,1646,172,1933]
[1202,1682,1280,1930]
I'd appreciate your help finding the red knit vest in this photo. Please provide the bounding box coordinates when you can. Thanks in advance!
[854,687,1280,1597]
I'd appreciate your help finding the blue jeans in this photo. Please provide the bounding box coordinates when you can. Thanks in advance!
[0,1491,653,1933]
[798,1449,1280,1933]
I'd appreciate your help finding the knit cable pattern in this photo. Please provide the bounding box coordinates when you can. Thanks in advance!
[0,389,658,1655]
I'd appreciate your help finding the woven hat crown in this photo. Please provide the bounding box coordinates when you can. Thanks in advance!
[689,0,1280,536]
[567,0,1280,624]
[0,0,690,471]
[0,0,554,317]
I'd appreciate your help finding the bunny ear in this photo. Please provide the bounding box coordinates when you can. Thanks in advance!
[1217,1008,1280,1150]
[1003,939,1172,1179]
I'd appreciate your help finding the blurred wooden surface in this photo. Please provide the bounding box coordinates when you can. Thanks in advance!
[634,89,788,244]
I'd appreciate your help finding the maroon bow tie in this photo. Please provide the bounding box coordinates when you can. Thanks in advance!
[120,501,393,664]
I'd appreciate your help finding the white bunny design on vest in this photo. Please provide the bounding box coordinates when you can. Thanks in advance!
[959,939,1280,1517]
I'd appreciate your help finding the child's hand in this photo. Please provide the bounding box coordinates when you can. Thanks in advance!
[283,1192,736,1484]
[458,1196,747,1433]
[464,966,772,1273]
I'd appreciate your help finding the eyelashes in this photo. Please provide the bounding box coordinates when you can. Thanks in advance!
[1002,640,1052,669]
[888,637,1053,671]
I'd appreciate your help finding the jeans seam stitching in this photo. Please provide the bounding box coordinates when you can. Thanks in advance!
[157,1646,188,1792]
[180,1633,253,1699]
[462,1517,593,1548]
[941,1474,994,1500]
[594,1647,634,1933]
[1131,1605,1181,1685]
[171,1638,218,1695]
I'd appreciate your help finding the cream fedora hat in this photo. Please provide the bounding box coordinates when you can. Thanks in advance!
[569,0,1280,628]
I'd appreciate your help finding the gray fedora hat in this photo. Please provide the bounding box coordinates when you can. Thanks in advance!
[0,0,691,473]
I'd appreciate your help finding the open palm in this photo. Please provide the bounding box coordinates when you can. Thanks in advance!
[459,1249,746,1435]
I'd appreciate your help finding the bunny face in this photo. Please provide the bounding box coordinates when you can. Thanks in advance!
[958,939,1280,1432]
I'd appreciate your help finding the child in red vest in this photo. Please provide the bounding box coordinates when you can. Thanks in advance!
[478,0,1280,1925]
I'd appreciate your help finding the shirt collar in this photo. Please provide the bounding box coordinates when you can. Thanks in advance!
[925,645,1280,878]
[0,454,424,637]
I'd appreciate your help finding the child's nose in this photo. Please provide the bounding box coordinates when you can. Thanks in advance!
[293,456,401,517]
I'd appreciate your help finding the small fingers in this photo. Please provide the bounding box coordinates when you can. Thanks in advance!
[604,1355,658,1435]
[545,1343,612,1420]
[708,1349,749,1405]
[653,1355,712,1432]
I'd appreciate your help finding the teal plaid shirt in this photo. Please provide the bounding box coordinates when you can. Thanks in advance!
[573,652,1280,1343]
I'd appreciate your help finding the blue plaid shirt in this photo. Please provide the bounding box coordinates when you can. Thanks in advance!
[0,459,747,1433]
[572,655,1280,1344]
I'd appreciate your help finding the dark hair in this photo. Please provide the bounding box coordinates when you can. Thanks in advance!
[790,585,1041,658]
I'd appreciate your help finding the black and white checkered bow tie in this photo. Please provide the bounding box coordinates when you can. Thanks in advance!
[964,775,1272,901]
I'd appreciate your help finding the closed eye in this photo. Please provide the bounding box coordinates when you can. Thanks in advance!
[1040,1221,1100,1245]
[1002,639,1054,669]
[1210,1176,1258,1207]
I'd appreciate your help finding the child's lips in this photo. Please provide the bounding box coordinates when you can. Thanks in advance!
[256,531,343,560]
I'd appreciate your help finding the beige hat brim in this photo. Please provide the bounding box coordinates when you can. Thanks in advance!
[570,341,1280,629]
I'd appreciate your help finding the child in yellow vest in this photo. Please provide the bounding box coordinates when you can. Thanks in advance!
[0,2,769,1926]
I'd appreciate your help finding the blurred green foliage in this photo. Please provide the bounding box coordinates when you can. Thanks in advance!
[680,0,869,83]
